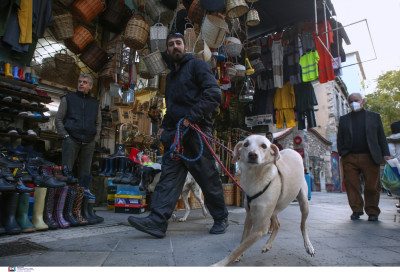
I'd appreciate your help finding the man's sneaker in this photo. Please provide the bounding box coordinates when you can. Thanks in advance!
[128,216,166,238]
[350,212,364,220]
[368,215,379,221]
[210,217,229,234]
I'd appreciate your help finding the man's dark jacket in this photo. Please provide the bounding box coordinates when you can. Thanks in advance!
[337,109,389,164]
[63,91,99,143]
[160,53,221,130]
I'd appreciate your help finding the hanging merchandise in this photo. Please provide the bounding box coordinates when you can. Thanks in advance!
[100,0,133,34]
[159,72,168,96]
[148,75,160,90]
[110,74,122,98]
[70,0,106,24]
[194,40,212,62]
[200,15,229,49]
[133,0,145,12]
[245,43,261,60]
[124,14,151,51]
[250,58,265,76]
[138,49,153,79]
[144,0,174,26]
[50,13,74,41]
[79,41,110,72]
[274,82,296,129]
[246,9,260,26]
[299,50,320,82]
[246,0,259,2]
[226,0,249,19]
[64,25,94,54]
[184,23,198,54]
[54,49,75,71]
[142,50,168,78]
[239,76,255,102]
[233,63,245,79]
[150,23,168,53]
[271,39,284,88]
[59,0,75,7]
[188,0,205,25]
[123,88,136,104]
[225,36,242,58]
[200,0,225,13]
[245,57,254,75]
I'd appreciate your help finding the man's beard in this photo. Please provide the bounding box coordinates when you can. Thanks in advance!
[171,49,184,62]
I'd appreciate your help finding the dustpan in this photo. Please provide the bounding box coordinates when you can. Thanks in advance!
[110,73,122,97]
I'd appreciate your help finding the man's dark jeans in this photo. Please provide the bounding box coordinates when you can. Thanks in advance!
[62,136,95,177]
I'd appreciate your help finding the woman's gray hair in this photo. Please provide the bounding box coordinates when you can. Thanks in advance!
[79,74,93,85]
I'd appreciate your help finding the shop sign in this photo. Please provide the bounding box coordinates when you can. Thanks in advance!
[245,114,273,128]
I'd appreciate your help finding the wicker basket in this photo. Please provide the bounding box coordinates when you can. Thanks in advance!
[64,25,94,54]
[194,39,211,62]
[142,50,168,77]
[144,0,174,25]
[233,64,245,78]
[222,183,235,206]
[124,14,150,51]
[226,0,249,19]
[188,0,205,25]
[55,49,75,70]
[51,13,74,41]
[246,0,259,2]
[79,41,110,72]
[184,24,198,53]
[246,9,260,26]
[250,58,265,75]
[150,23,168,52]
[200,15,228,48]
[246,45,261,60]
[58,0,75,7]
[101,0,133,33]
[225,36,242,57]
[70,0,106,24]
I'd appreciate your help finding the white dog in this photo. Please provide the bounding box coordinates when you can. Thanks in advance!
[212,135,315,266]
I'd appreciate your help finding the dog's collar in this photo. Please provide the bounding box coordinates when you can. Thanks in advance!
[246,182,271,210]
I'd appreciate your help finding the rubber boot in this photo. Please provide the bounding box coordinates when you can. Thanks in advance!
[12,66,20,80]
[53,186,70,228]
[87,197,104,224]
[18,68,24,81]
[79,174,95,199]
[4,63,13,78]
[25,73,32,83]
[105,159,115,176]
[81,196,98,225]
[0,61,5,76]
[43,188,59,230]
[72,186,88,225]
[32,75,38,85]
[1,192,22,234]
[98,158,109,176]
[16,193,36,233]
[63,186,80,227]
[32,187,49,231]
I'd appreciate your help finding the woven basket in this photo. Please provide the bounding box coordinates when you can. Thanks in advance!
[51,13,74,41]
[200,15,228,48]
[194,40,211,62]
[225,36,242,57]
[150,23,168,52]
[101,0,133,33]
[246,9,260,26]
[223,183,235,206]
[250,58,265,75]
[79,41,109,72]
[188,0,205,25]
[124,14,150,51]
[184,24,198,53]
[133,0,145,12]
[226,0,249,19]
[142,50,168,77]
[64,25,94,54]
[145,0,174,25]
[233,64,245,78]
[70,0,106,24]
[55,49,75,70]
[246,0,259,2]
[59,0,75,7]
[246,45,261,60]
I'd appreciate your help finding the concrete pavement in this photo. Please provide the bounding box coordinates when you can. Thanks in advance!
[0,192,399,267]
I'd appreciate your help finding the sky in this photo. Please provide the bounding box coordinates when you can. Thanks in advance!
[331,0,400,92]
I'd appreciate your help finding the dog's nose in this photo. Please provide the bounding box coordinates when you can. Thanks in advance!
[248,151,258,162]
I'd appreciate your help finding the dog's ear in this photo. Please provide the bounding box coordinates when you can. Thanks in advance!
[270,144,280,164]
[232,141,243,164]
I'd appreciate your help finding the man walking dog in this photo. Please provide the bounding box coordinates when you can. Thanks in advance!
[128,33,228,238]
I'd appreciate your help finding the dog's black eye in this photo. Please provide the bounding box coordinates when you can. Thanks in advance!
[261,143,267,149]
[244,142,249,147]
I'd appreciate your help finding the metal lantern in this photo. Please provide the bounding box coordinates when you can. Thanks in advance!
[239,76,255,102]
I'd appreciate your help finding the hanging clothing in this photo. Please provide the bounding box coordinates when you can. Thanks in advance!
[271,39,284,88]
[299,50,320,82]
[260,38,275,90]
[0,0,20,37]
[283,37,302,85]
[329,18,351,62]
[294,82,318,130]
[18,0,33,44]
[313,20,335,83]
[274,82,296,128]
[332,57,342,77]
[301,32,315,52]
[32,0,53,38]
[2,5,29,52]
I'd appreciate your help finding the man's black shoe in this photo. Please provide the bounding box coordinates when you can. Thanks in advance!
[368,215,379,221]
[128,216,166,238]
[350,212,364,220]
[210,217,229,234]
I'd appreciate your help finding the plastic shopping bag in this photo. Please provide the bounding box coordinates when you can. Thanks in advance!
[381,163,400,196]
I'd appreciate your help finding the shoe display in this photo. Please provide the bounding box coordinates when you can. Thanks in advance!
[1,192,22,235]
[210,217,229,234]
[15,192,36,233]
[62,165,78,184]
[27,130,37,136]
[128,216,166,238]
[0,177,16,191]
[72,186,88,226]
[368,215,378,221]
[63,186,81,227]
[32,187,49,230]
[350,212,364,220]
[7,127,18,134]
[53,186,70,229]
[43,188,59,230]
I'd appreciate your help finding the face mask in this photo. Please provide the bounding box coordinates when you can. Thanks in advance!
[350,102,361,112]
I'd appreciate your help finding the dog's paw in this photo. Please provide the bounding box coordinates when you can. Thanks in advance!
[178,218,187,222]
[306,245,315,257]
[234,254,243,262]
[262,247,271,253]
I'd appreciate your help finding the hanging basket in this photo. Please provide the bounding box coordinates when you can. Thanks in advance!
[79,41,110,72]
[226,0,249,19]
[250,58,265,75]
[64,25,94,54]
[124,14,150,51]
[233,64,245,78]
[225,36,242,57]
[142,50,168,77]
[51,13,74,41]
[55,49,75,70]
[200,15,228,48]
[101,0,133,33]
[150,23,168,52]
[144,0,174,25]
[70,0,106,24]
[246,45,261,60]
[194,40,212,62]
[246,9,260,26]
[188,0,205,25]
[184,24,198,53]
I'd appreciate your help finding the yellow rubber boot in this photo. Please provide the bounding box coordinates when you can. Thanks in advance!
[4,63,13,78]
[32,187,49,231]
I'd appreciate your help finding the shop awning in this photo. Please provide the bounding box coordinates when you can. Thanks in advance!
[248,0,336,39]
